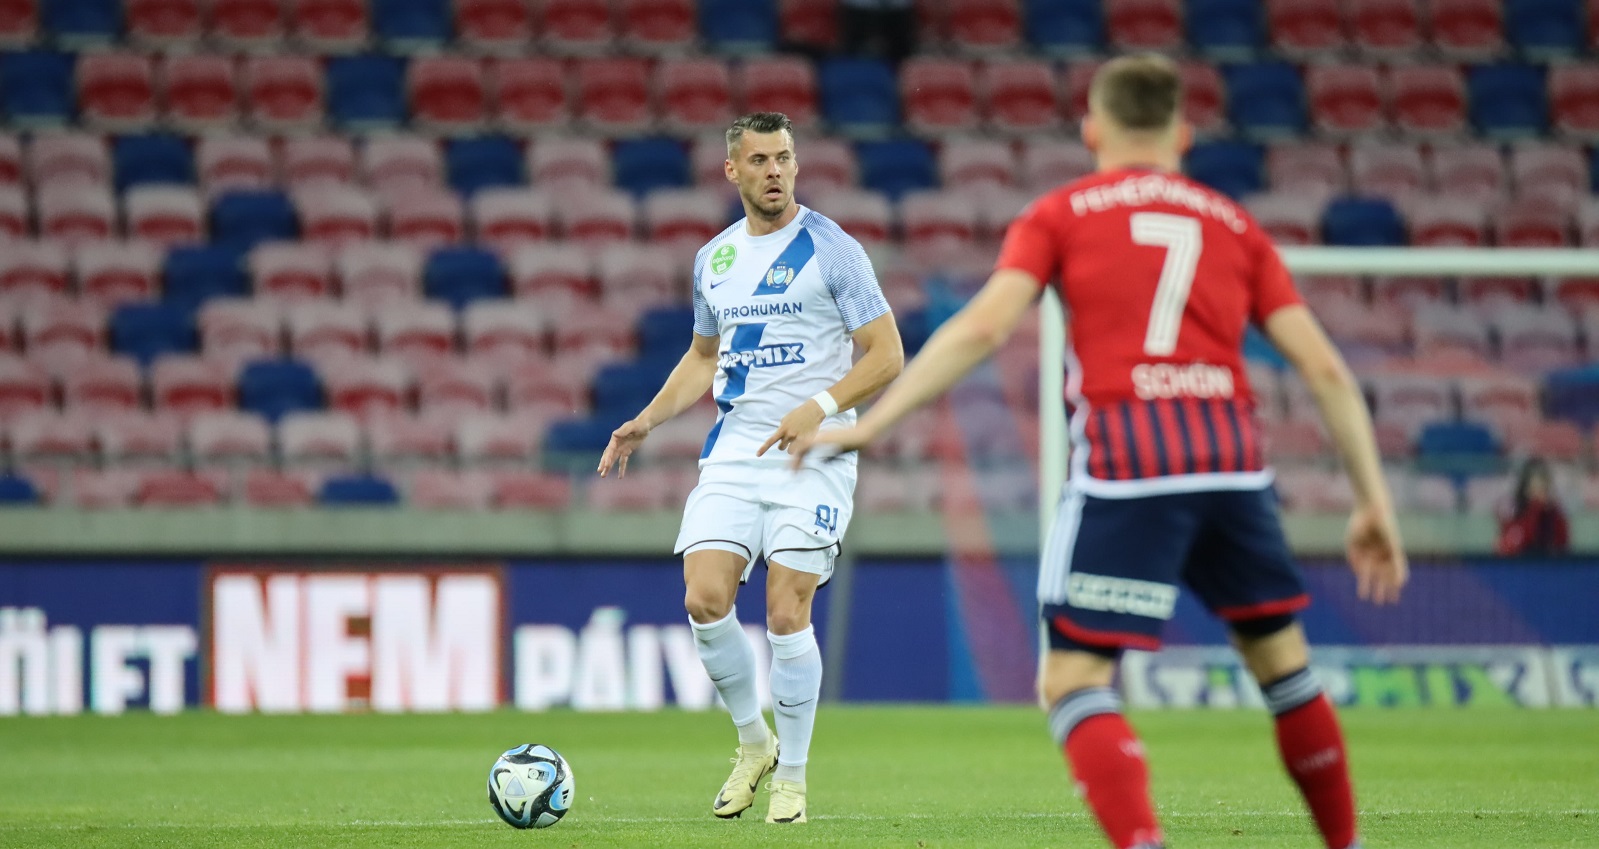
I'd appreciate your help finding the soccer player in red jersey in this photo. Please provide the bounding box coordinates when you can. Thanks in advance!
[793,55,1409,849]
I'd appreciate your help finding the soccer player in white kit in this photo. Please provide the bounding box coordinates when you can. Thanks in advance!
[597,112,904,824]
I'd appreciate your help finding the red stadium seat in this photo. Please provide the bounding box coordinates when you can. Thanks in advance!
[1429,143,1506,200]
[557,189,635,244]
[947,0,1021,51]
[899,190,978,256]
[320,355,411,421]
[736,57,819,125]
[22,296,105,368]
[1350,0,1422,55]
[1318,301,1409,360]
[243,55,324,130]
[1500,420,1585,463]
[455,413,542,465]
[288,300,369,359]
[526,136,607,188]
[282,135,357,187]
[373,300,455,364]
[780,0,837,49]
[490,471,571,509]
[127,0,202,46]
[974,188,1036,242]
[387,186,465,248]
[790,137,854,195]
[0,240,70,303]
[337,241,423,304]
[1509,141,1588,209]
[618,0,695,52]
[1246,192,1326,244]
[938,139,1015,194]
[636,407,715,461]
[1306,64,1385,136]
[1389,65,1467,137]
[0,186,23,238]
[1579,198,1599,245]
[1349,142,1427,201]
[97,410,182,467]
[28,132,112,188]
[190,410,271,465]
[979,59,1061,136]
[78,53,158,130]
[587,466,680,511]
[279,411,363,470]
[643,188,728,247]
[596,244,679,306]
[1458,374,1538,432]
[1019,140,1094,189]
[208,0,287,50]
[507,242,593,300]
[0,354,52,422]
[409,57,488,133]
[415,357,495,416]
[1266,142,1347,194]
[1405,192,1489,245]
[539,0,614,54]
[1428,0,1504,60]
[462,299,543,357]
[39,185,118,244]
[296,184,380,245]
[59,354,141,413]
[162,53,239,130]
[575,58,651,134]
[502,359,585,416]
[1180,61,1227,135]
[361,136,443,196]
[124,184,205,246]
[1366,371,1455,432]
[250,242,334,301]
[196,135,274,196]
[8,411,96,465]
[455,0,533,53]
[471,187,553,249]
[241,468,317,506]
[549,305,634,358]
[0,133,19,185]
[1493,197,1570,246]
[1492,305,1581,371]
[75,240,162,307]
[0,0,36,46]
[657,58,735,135]
[1550,65,1599,139]
[1106,0,1182,50]
[1412,306,1491,359]
[489,57,569,132]
[198,297,283,363]
[135,469,227,507]
[901,57,980,135]
[1263,420,1331,462]
[288,0,368,52]
[1268,0,1347,56]
[408,469,493,508]
[816,189,891,246]
[150,354,233,418]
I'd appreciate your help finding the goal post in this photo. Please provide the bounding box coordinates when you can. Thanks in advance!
[1038,246,1599,547]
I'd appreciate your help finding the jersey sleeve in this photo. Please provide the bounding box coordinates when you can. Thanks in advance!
[819,232,891,333]
[691,248,718,337]
[994,196,1062,286]
[1247,227,1303,327]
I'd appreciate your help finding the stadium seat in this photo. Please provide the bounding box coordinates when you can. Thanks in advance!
[526,135,607,188]
[778,0,837,50]
[1459,373,1539,432]
[242,55,324,131]
[489,57,569,131]
[1430,0,1504,59]
[1506,0,1583,56]
[900,190,979,256]
[1265,142,1346,194]
[125,0,201,45]
[387,186,465,247]
[295,185,379,244]
[150,354,232,418]
[1469,64,1548,136]
[77,52,158,130]
[0,133,19,184]
[198,297,283,364]
[610,138,688,197]
[38,184,118,244]
[462,299,543,357]
[210,190,296,249]
[1024,0,1102,54]
[1020,140,1094,188]
[940,139,1017,194]
[1366,371,1454,432]
[817,188,892,245]
[162,54,239,131]
[1323,197,1406,245]
[238,358,322,421]
[946,0,1023,52]
[819,58,899,137]
[1406,193,1489,245]
[415,357,494,415]
[445,136,523,196]
[856,139,936,200]
[210,0,287,49]
[1429,142,1507,199]
[1349,0,1423,55]
[337,241,422,304]
[900,58,980,135]
[113,134,195,192]
[1493,197,1570,246]
[287,299,368,359]
[1,50,74,125]
[470,187,552,248]
[238,468,316,506]
[282,411,364,470]
[1188,0,1262,55]
[22,296,106,368]
[1413,305,1492,358]
[1225,62,1307,138]
[698,0,776,50]
[1178,61,1228,135]
[617,0,695,52]
[362,136,443,196]
[556,189,635,244]
[1389,65,1468,137]
[28,131,111,188]
[424,247,506,310]
[575,57,652,135]
[489,470,571,508]
[1306,64,1384,136]
[455,0,532,52]
[328,55,406,128]
[657,58,735,135]
[166,243,249,308]
[979,59,1061,136]
[1493,304,1581,371]
[786,136,854,195]
[250,242,334,302]
[75,240,162,306]
[1550,65,1599,139]
[96,410,182,466]
[1510,140,1588,208]
[1350,142,1427,201]
[1105,0,1182,49]
[1267,0,1346,56]
[1184,141,1264,198]
[737,56,819,125]
[195,135,273,196]
[0,185,24,238]
[409,56,487,133]
[123,185,203,248]
[643,187,728,247]
[110,302,196,364]
[0,354,50,422]
[0,0,36,46]
[506,242,593,300]
[538,0,613,54]
[550,305,634,357]
[1246,192,1326,244]
[320,354,409,420]
[8,410,97,465]
[0,240,70,302]
[373,299,455,363]
[371,0,448,50]
[407,469,492,509]
[288,0,368,51]
[453,414,539,466]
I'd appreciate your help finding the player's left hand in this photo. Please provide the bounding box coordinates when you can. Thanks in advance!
[788,427,871,471]
[757,399,828,458]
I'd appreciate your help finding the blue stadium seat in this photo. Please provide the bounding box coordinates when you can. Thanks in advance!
[114,134,195,192]
[372,0,451,49]
[210,191,297,249]
[1415,421,1501,478]
[446,136,524,196]
[164,245,249,311]
[819,58,899,137]
[856,139,936,200]
[0,474,40,505]
[1183,142,1263,199]
[1322,198,1405,246]
[699,0,777,51]
[544,418,617,457]
[1468,65,1547,137]
[1224,63,1306,138]
[328,56,407,129]
[1505,0,1583,56]
[0,51,75,124]
[591,362,674,420]
[239,360,323,422]
[637,306,695,360]
[320,475,400,506]
[1025,0,1102,54]
[42,0,119,43]
[897,308,928,356]
[423,247,506,310]
[1188,0,1263,56]
[1544,366,1599,427]
[612,138,690,196]
[110,303,197,365]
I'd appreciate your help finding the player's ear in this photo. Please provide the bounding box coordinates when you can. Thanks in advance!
[724,157,736,184]
[1080,115,1100,152]
[1174,121,1194,157]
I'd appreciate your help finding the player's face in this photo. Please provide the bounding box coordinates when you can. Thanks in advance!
[727,131,798,221]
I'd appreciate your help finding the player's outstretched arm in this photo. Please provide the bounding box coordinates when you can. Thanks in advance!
[789,269,1040,466]
[758,312,904,457]
[1263,305,1408,605]
[598,333,719,478]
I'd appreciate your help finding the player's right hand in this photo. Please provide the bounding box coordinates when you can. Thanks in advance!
[597,418,650,478]
[1345,504,1408,606]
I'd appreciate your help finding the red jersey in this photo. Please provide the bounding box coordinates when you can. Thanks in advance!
[996,168,1302,492]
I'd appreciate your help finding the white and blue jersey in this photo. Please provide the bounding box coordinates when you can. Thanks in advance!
[692,205,890,468]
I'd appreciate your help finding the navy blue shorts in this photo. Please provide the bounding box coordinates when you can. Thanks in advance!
[1038,485,1309,653]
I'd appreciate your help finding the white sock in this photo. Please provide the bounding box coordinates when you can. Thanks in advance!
[768,626,822,785]
[690,608,769,747]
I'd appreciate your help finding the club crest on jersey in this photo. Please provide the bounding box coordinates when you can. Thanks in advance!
[765,263,794,290]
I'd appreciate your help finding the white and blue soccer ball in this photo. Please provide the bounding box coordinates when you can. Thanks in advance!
[487,743,575,829]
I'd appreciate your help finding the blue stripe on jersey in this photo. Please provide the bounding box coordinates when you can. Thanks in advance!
[1095,408,1118,479]
[1118,404,1144,479]
[1171,400,1198,475]
[1221,399,1246,473]
[806,210,891,332]
[701,322,767,459]
[1200,399,1223,474]
[752,229,816,296]
[1146,403,1172,478]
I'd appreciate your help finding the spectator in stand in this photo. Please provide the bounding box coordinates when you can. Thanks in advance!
[1497,457,1570,556]
[841,0,917,65]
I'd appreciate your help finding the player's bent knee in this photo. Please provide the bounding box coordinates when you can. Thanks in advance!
[684,587,735,624]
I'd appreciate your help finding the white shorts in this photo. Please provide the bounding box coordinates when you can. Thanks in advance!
[673,459,857,584]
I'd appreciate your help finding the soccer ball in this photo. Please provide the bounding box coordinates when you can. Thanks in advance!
[487,743,575,829]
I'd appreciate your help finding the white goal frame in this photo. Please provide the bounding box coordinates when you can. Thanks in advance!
[1038,246,1599,548]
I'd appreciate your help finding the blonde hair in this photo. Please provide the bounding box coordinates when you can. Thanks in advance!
[1089,55,1182,132]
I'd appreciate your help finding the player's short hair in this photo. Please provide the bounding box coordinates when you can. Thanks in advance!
[726,112,794,156]
[1089,55,1182,132]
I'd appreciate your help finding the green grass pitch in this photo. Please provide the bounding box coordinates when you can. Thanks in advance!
[1,707,1594,848]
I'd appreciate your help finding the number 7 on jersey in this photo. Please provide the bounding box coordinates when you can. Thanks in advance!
[1131,212,1203,357]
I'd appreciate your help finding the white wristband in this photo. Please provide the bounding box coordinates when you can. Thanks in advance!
[810,390,840,417]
